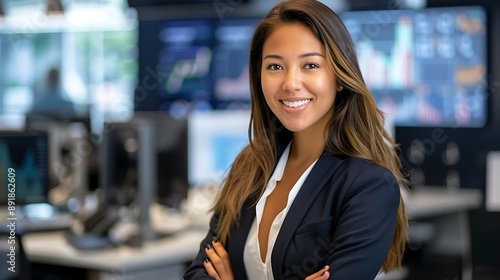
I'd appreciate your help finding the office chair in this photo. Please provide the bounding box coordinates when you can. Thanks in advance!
[468,209,500,280]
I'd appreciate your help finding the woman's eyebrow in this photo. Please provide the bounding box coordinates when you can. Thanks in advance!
[299,52,325,58]
[263,54,283,60]
[263,52,325,60]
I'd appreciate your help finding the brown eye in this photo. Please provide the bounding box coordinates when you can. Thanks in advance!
[304,63,319,69]
[267,64,283,70]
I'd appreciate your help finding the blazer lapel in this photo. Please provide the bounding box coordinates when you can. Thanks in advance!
[228,199,256,280]
[229,142,288,279]
[270,153,343,277]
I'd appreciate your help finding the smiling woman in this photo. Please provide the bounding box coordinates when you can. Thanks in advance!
[184,0,409,279]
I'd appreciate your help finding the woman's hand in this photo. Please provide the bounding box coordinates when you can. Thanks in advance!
[204,238,234,280]
[305,265,330,280]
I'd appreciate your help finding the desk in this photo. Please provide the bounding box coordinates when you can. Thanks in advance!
[404,187,483,280]
[23,187,482,280]
[23,228,207,280]
[404,186,482,219]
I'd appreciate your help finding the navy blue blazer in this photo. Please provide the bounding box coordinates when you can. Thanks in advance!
[184,151,401,280]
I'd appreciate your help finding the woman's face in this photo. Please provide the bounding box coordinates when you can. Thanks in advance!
[261,23,337,134]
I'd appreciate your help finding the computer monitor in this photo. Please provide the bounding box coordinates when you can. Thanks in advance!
[136,19,215,115]
[100,112,188,208]
[99,121,139,207]
[135,18,262,114]
[188,110,251,187]
[0,131,49,205]
[341,6,488,128]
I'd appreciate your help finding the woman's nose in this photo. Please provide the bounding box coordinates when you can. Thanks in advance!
[282,68,302,92]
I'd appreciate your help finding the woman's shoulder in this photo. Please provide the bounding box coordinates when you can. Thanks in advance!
[323,152,391,175]
[322,153,400,197]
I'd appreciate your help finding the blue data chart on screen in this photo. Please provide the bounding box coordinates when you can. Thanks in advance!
[341,6,487,127]
[0,133,48,204]
[213,19,260,108]
[158,20,214,102]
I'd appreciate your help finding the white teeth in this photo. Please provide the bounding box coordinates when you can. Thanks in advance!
[282,99,311,108]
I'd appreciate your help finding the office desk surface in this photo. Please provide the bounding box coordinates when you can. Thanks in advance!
[23,228,206,272]
[405,187,482,219]
[22,187,482,272]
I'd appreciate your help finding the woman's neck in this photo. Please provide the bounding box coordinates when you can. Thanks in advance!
[289,129,326,163]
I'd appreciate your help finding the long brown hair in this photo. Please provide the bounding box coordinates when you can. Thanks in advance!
[212,0,408,272]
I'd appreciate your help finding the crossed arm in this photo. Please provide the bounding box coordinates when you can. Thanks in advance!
[203,238,330,280]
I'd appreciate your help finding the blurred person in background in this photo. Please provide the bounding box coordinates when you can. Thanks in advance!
[29,67,76,119]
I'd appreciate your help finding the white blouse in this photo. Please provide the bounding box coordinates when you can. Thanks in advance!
[243,143,318,280]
